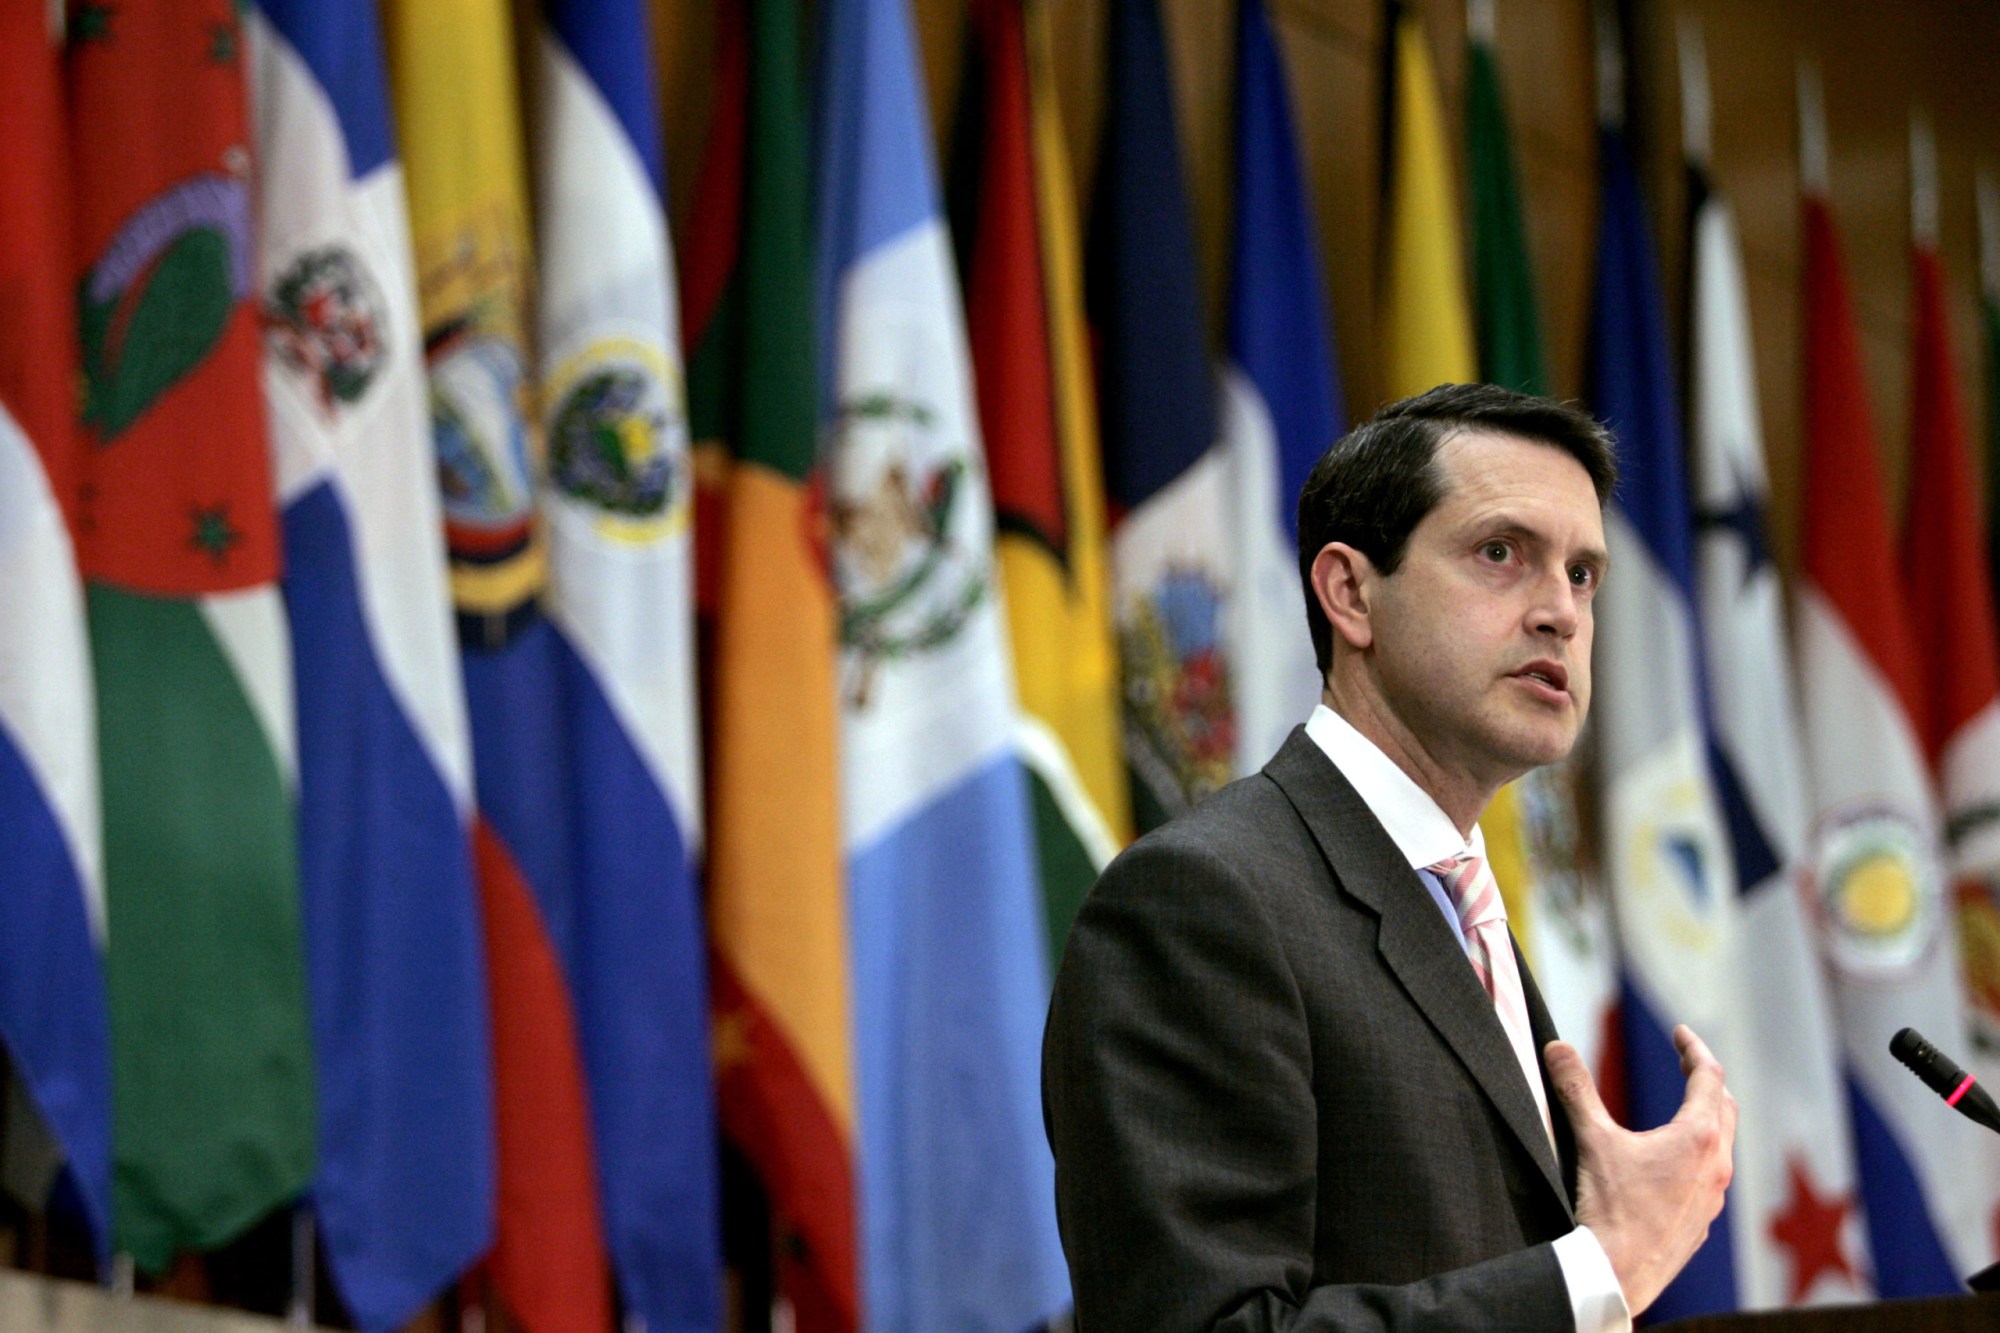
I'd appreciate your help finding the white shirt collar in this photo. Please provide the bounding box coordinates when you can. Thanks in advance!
[1303,703,1484,871]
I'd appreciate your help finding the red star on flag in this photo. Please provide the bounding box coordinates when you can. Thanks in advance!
[1769,1154,1859,1303]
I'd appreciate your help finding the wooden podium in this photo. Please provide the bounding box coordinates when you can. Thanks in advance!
[1661,1293,2000,1331]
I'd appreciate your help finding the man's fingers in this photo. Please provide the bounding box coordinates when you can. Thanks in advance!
[1544,1040,1612,1131]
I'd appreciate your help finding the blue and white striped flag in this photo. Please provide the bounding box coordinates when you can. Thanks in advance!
[1223,0,1343,775]
[1589,120,1742,1320]
[815,0,1070,1325]
[533,1,720,1325]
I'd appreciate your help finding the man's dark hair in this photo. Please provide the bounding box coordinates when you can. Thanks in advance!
[1296,382,1618,674]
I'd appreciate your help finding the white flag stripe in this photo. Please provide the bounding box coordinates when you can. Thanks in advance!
[0,404,104,940]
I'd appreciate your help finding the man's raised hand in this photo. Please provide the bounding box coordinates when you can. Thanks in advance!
[1544,1024,1736,1316]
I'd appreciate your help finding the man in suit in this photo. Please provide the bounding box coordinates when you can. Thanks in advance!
[1044,384,1734,1331]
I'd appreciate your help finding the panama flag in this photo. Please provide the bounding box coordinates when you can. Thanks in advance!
[1897,116,2000,1257]
[1223,0,1343,776]
[1680,25,1865,1308]
[1463,0,1619,1083]
[381,0,617,1325]
[248,1,498,1323]
[815,0,1070,1326]
[1588,108,1742,1317]
[0,0,113,1253]
[69,0,319,1269]
[532,2,720,1328]
[1796,67,1990,1294]
[1091,0,1234,831]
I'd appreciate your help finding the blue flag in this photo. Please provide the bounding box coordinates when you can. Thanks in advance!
[1588,124,1743,1320]
[815,0,1069,1326]
[1223,0,1344,774]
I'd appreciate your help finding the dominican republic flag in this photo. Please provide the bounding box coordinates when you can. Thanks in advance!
[1681,30,1865,1306]
[533,2,720,1328]
[1796,102,1989,1294]
[1091,0,1233,831]
[0,1,113,1254]
[1897,127,2000,1268]
[815,0,1069,1326]
[249,2,495,1325]
[1223,0,1343,776]
[1588,122,1741,1319]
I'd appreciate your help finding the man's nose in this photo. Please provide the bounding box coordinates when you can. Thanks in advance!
[1529,568,1581,638]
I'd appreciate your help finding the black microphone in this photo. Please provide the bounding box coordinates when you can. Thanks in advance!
[1890,1027,2000,1136]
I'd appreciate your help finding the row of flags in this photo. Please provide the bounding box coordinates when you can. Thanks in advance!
[4,0,2000,1329]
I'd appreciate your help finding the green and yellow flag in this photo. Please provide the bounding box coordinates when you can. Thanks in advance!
[955,0,1131,957]
[67,0,315,1266]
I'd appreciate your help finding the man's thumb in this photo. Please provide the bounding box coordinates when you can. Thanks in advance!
[1543,1040,1609,1128]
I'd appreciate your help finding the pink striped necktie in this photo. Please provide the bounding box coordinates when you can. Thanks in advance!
[1428,852,1557,1156]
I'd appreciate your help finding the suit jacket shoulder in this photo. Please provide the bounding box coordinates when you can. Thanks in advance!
[1044,728,1575,1332]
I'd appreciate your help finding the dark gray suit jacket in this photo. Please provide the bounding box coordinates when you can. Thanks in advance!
[1044,727,1581,1331]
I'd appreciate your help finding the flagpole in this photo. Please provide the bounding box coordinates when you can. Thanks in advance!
[1798,57,1830,198]
[1911,109,1939,252]
[287,1205,314,1327]
[1978,165,2000,306]
[1593,0,1623,130]
[1677,14,1712,172]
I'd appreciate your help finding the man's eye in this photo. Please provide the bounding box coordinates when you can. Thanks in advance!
[1569,565,1596,588]
[1481,541,1510,562]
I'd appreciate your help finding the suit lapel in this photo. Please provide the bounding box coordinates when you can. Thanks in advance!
[1264,729,1572,1217]
[1518,937,1579,1217]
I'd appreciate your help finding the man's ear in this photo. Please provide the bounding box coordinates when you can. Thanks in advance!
[1311,543,1375,652]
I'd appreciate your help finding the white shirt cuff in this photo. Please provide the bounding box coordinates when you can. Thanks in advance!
[1552,1226,1632,1333]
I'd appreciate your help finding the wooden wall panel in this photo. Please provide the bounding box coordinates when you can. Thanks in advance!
[653,0,2000,584]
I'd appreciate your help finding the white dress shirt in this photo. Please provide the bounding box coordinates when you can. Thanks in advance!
[1304,704,1631,1333]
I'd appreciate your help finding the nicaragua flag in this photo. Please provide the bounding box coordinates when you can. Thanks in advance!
[815,0,1070,1326]
[248,3,494,1324]
[1588,122,1742,1320]
[1796,73,1988,1294]
[533,0,720,1327]
[1223,0,1343,776]
[1682,30,1865,1307]
[0,0,112,1251]
[1091,0,1234,830]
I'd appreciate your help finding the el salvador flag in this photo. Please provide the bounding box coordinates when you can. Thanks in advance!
[816,0,1070,1327]
[1222,0,1344,776]
[533,0,721,1325]
[250,5,496,1325]
[1588,124,1743,1321]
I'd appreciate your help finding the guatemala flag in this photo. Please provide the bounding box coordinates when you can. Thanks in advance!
[249,4,494,1324]
[1222,0,1343,775]
[815,0,1070,1326]
[533,1,720,1327]
[1588,123,1742,1320]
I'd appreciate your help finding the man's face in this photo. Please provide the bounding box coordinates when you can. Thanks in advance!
[1363,430,1608,792]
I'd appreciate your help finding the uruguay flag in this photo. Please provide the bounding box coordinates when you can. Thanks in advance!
[1223,0,1343,775]
[1588,123,1742,1320]
[815,0,1069,1326]
[249,5,494,1324]
[1681,30,1865,1305]
[0,2,112,1252]
[533,1,720,1326]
